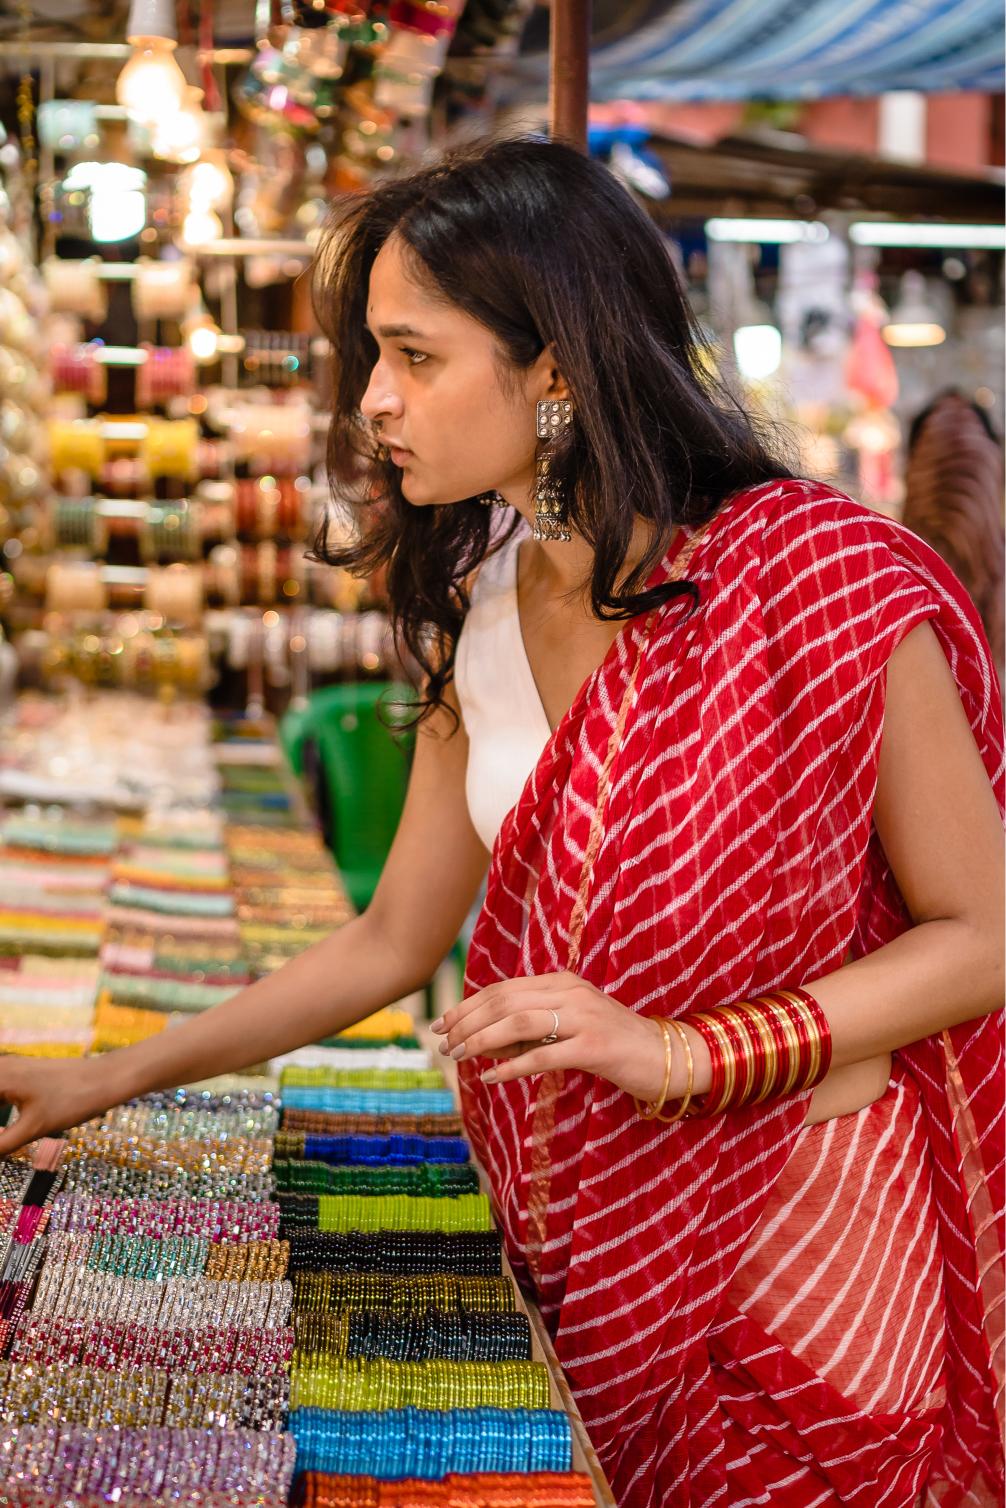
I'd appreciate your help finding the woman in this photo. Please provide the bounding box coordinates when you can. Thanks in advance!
[0,138,1002,1507]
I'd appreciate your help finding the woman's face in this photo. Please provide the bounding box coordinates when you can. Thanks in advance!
[359,234,556,509]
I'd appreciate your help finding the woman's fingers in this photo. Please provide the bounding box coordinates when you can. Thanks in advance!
[445,1007,564,1063]
[431,973,573,1038]
[437,995,566,1059]
[0,1069,36,1156]
[480,1039,578,1084]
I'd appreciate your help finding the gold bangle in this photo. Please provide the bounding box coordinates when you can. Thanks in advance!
[656,1020,694,1122]
[753,994,803,1098]
[634,1017,673,1120]
[727,1000,779,1106]
[776,989,823,1090]
[691,1010,736,1114]
[717,1004,763,1109]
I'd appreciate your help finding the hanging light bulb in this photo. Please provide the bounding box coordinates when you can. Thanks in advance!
[116,0,188,128]
[181,206,224,246]
[183,152,233,211]
[733,322,783,381]
[186,316,221,363]
[733,290,783,382]
[150,87,206,165]
[882,270,946,348]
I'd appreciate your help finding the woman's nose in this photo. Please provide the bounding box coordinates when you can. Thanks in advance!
[360,362,404,427]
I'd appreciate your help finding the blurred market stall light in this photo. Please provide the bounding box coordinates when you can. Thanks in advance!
[882,270,946,348]
[733,320,783,382]
[63,162,147,244]
[150,87,207,166]
[850,223,1006,250]
[116,0,189,129]
[707,219,830,245]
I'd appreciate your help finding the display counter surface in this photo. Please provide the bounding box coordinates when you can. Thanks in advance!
[0,690,613,1506]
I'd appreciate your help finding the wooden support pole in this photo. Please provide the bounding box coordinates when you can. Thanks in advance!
[549,0,592,151]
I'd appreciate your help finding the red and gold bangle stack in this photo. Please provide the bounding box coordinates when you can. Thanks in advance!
[680,987,831,1117]
[632,988,832,1122]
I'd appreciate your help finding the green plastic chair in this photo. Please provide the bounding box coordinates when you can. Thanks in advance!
[277,701,313,778]
[280,681,467,1015]
[283,682,415,913]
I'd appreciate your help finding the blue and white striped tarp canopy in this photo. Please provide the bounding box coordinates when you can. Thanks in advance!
[526,0,1005,102]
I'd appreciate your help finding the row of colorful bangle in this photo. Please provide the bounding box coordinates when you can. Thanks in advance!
[58,1159,275,1201]
[284,1229,502,1277]
[31,1267,293,1328]
[291,1273,515,1316]
[292,1473,596,1508]
[282,1111,465,1138]
[42,1231,290,1282]
[11,1316,294,1373]
[275,1133,472,1165]
[288,1358,550,1413]
[0,1362,289,1431]
[274,1162,481,1198]
[290,1407,573,1479]
[47,1192,280,1240]
[636,986,833,1120]
[294,1310,532,1365]
[0,1424,294,1500]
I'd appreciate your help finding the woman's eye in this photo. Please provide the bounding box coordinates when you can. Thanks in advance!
[400,347,428,366]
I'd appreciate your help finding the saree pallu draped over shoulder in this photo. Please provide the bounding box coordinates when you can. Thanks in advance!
[458,480,1005,1508]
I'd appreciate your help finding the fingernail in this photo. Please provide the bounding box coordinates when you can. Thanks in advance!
[438,1041,450,1056]
[430,1018,447,1034]
[481,1069,498,1084]
[450,1044,466,1060]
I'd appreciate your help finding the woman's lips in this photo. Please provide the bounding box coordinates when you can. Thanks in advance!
[388,445,412,466]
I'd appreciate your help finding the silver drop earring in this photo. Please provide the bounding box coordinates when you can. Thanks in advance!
[533,399,574,542]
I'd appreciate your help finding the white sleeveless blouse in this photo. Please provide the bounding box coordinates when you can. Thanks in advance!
[454,523,552,852]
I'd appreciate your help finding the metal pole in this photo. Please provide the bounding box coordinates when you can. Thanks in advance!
[549,0,591,150]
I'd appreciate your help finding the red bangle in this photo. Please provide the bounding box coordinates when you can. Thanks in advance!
[769,990,815,1088]
[781,987,832,1088]
[730,999,780,1105]
[720,1003,768,1108]
[714,1005,758,1108]
[768,990,813,1084]
[681,1013,726,1115]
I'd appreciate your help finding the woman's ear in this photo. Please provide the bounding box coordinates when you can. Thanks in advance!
[529,343,571,403]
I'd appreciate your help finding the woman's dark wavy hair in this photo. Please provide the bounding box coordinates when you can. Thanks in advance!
[311,134,792,725]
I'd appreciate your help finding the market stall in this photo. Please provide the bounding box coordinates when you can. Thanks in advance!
[0,2,1002,1503]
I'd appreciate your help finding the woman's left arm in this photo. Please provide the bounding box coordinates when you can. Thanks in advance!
[434,622,1004,1104]
[798,618,1003,1068]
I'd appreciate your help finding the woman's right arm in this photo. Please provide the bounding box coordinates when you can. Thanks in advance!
[0,687,490,1153]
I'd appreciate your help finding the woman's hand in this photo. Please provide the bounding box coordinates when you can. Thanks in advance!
[432,972,670,1101]
[0,1055,109,1156]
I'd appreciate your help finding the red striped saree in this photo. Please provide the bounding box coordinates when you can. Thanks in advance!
[458,480,1005,1507]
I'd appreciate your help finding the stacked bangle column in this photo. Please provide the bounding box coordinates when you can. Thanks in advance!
[1,1089,296,1504]
[277,1034,595,1500]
